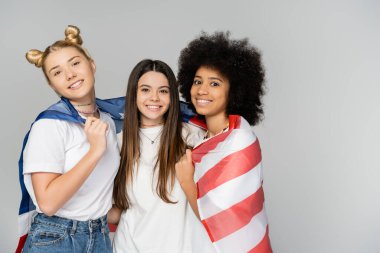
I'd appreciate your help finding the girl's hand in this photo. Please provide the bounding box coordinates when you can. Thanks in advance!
[175,149,195,185]
[30,117,110,216]
[84,116,108,156]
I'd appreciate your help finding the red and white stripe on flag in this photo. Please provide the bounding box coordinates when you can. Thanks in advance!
[193,115,272,253]
[15,210,36,253]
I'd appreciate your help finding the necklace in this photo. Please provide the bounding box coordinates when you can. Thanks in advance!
[73,101,95,107]
[77,105,98,115]
[139,129,162,144]
[204,124,229,140]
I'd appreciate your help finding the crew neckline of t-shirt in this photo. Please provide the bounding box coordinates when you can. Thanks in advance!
[78,110,107,121]
[139,125,163,134]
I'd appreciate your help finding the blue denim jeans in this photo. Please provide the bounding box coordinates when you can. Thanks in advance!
[22,213,112,253]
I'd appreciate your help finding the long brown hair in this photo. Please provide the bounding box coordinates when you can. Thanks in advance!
[113,59,186,210]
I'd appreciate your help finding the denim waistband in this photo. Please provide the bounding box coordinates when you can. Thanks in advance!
[33,213,108,234]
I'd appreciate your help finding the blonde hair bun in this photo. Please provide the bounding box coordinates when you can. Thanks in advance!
[25,25,89,69]
[65,25,83,45]
[26,49,44,67]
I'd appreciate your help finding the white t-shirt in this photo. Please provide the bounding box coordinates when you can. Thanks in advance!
[23,111,120,221]
[113,123,215,253]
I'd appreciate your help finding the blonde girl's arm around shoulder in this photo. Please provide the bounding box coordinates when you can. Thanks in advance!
[31,117,108,216]
[175,149,200,219]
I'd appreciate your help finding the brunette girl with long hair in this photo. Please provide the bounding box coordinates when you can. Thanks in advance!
[112,59,204,253]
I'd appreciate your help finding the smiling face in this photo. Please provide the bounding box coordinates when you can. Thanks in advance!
[190,66,230,120]
[43,47,96,104]
[136,71,170,126]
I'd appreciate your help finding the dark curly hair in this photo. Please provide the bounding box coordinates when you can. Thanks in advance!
[177,31,265,125]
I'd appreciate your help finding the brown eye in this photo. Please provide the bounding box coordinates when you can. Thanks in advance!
[210,81,220,87]
[160,89,169,94]
[193,79,202,85]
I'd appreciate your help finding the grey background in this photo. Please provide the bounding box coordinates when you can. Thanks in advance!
[1,0,379,252]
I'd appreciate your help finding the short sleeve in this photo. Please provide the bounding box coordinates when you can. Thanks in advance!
[23,119,66,174]
[182,122,205,148]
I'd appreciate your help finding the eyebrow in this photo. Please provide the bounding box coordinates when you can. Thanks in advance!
[48,56,80,73]
[194,75,224,83]
[139,84,170,89]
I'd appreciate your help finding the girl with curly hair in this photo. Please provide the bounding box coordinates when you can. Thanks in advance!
[18,25,124,253]
[112,59,204,253]
[175,32,273,253]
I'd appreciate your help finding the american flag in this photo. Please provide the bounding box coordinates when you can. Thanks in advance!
[192,115,272,253]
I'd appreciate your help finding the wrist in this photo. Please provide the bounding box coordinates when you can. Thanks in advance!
[88,146,105,159]
[179,179,196,188]
[179,180,198,201]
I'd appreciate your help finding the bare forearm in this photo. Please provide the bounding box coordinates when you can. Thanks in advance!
[180,180,200,219]
[33,148,103,216]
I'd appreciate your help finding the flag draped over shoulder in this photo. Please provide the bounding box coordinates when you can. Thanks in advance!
[15,96,125,253]
[15,97,200,253]
[192,115,272,253]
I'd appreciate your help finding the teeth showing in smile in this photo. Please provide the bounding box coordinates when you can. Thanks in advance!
[69,80,83,89]
[196,99,211,105]
[146,105,160,110]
